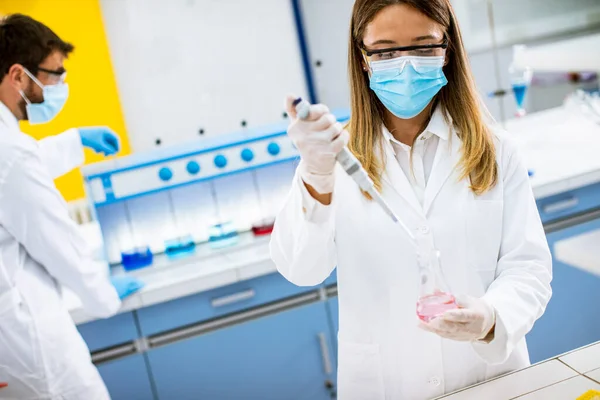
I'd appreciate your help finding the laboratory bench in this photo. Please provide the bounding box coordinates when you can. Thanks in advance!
[66,106,600,399]
[437,342,600,399]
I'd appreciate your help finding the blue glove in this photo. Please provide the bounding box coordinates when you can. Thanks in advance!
[79,126,120,156]
[110,275,144,300]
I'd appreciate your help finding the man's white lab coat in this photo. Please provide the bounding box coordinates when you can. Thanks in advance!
[0,102,120,400]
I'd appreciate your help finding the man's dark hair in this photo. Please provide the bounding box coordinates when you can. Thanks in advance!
[0,14,74,82]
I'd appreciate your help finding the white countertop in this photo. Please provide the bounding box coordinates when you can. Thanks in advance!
[66,106,600,325]
[505,106,600,199]
[438,342,600,399]
[65,232,276,325]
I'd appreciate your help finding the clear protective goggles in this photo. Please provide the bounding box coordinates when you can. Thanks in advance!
[362,39,448,72]
[24,66,67,86]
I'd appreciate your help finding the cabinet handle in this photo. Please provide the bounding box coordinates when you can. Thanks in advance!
[542,197,579,214]
[211,289,255,308]
[318,332,333,375]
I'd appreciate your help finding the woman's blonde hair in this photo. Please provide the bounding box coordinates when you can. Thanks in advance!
[347,0,497,195]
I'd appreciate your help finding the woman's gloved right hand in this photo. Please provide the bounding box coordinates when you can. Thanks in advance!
[285,95,349,194]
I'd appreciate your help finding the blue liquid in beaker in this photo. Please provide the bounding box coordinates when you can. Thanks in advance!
[208,222,239,249]
[121,246,154,271]
[165,235,196,258]
[512,83,528,109]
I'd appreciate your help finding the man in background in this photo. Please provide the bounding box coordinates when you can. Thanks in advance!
[0,14,142,399]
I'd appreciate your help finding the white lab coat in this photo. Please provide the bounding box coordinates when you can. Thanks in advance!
[270,110,552,400]
[0,103,120,400]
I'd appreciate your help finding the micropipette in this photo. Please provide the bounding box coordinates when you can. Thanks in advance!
[293,98,414,237]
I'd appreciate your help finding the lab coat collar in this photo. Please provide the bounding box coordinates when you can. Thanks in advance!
[0,100,20,133]
[382,107,450,156]
[380,107,459,216]
[381,137,424,216]
[422,120,461,215]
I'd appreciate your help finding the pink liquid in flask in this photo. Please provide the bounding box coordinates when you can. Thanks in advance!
[417,292,458,322]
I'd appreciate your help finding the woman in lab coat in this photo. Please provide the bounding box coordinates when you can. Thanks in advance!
[270,0,552,399]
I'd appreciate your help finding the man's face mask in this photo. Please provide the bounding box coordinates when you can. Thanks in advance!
[19,67,69,125]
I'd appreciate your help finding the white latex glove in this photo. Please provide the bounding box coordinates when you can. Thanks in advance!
[419,295,496,342]
[285,95,349,194]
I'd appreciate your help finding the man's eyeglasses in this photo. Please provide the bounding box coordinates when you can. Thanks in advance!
[36,66,67,84]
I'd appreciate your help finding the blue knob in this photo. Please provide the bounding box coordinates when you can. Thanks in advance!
[186,161,200,175]
[267,142,280,156]
[158,167,173,182]
[241,148,254,162]
[214,155,228,168]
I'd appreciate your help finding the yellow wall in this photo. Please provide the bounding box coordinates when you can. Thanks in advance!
[0,0,131,201]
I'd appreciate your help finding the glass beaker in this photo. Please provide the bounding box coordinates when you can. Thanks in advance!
[416,249,458,322]
[251,217,275,236]
[208,221,239,249]
[164,234,196,258]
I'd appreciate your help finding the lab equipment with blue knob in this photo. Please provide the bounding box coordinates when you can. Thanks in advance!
[241,148,254,162]
[267,142,281,156]
[214,155,228,168]
[81,109,350,269]
[158,167,173,182]
[186,161,200,175]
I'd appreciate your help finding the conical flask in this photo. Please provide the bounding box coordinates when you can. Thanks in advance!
[509,44,533,117]
[416,249,458,322]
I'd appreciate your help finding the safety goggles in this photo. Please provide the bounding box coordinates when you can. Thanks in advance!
[362,39,448,72]
[31,66,67,85]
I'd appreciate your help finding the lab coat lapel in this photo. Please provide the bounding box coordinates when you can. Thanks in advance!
[0,102,20,133]
[381,140,424,216]
[423,131,462,214]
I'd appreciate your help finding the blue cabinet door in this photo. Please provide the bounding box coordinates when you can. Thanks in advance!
[97,354,155,400]
[527,217,600,363]
[77,312,139,353]
[148,301,336,400]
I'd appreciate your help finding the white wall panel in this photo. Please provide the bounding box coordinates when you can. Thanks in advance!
[100,0,308,151]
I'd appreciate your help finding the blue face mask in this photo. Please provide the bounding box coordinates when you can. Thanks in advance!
[369,56,447,119]
[19,68,69,125]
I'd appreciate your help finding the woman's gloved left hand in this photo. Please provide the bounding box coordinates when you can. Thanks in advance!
[419,295,496,342]
[79,126,120,156]
[110,275,144,300]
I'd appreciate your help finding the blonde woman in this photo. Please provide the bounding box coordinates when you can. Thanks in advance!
[271,0,552,398]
